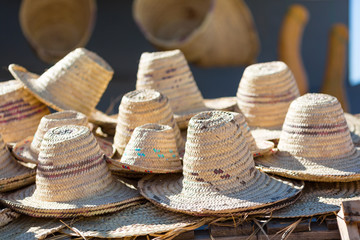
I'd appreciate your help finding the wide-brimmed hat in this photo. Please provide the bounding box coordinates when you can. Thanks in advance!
[0,134,35,192]
[236,61,300,141]
[256,93,360,182]
[272,181,360,218]
[9,48,113,116]
[0,125,143,218]
[0,80,50,143]
[113,89,184,156]
[344,113,360,146]
[13,110,114,164]
[204,97,237,112]
[110,123,182,174]
[136,50,209,129]
[139,111,303,216]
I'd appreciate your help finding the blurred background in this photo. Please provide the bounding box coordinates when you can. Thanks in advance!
[0,0,358,113]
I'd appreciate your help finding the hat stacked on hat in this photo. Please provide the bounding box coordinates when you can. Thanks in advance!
[256,93,360,182]
[139,111,303,216]
[0,125,143,218]
[110,123,182,173]
[9,47,113,116]
[113,89,184,156]
[236,61,300,140]
[136,49,209,129]
[0,80,50,143]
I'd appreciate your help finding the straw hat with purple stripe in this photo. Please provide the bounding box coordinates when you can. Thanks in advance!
[0,80,50,143]
[0,125,143,218]
[256,93,360,182]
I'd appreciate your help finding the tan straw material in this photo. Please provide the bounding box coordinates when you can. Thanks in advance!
[19,0,96,63]
[136,50,209,129]
[110,123,182,173]
[204,97,237,112]
[133,0,259,67]
[113,89,184,155]
[9,48,113,116]
[0,125,143,218]
[0,208,20,228]
[139,111,303,216]
[256,93,360,182]
[13,110,114,164]
[344,112,360,145]
[0,80,50,143]
[272,181,360,218]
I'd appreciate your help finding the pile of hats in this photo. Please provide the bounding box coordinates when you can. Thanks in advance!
[0,47,360,239]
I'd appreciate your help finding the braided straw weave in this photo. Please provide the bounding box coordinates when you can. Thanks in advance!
[272,181,360,218]
[256,93,360,182]
[139,111,303,216]
[8,48,113,116]
[236,61,300,140]
[0,208,20,228]
[110,123,182,173]
[113,89,184,156]
[13,110,113,164]
[0,80,50,143]
[0,125,143,218]
[136,50,209,129]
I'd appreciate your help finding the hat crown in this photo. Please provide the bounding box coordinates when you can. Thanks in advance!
[232,112,257,152]
[278,93,355,159]
[182,111,256,193]
[34,125,113,202]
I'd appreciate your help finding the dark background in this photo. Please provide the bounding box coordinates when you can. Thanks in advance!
[1,0,357,113]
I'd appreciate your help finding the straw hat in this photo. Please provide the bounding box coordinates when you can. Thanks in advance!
[113,89,184,156]
[9,48,114,116]
[136,50,209,129]
[19,0,96,63]
[110,123,182,174]
[133,0,259,67]
[13,110,114,164]
[272,181,360,218]
[204,97,237,112]
[139,111,303,216]
[0,133,36,192]
[236,61,300,141]
[0,208,20,228]
[0,80,50,143]
[0,125,143,218]
[256,93,360,182]
[344,113,360,146]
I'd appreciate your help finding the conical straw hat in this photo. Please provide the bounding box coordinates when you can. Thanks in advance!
[236,61,300,141]
[136,50,209,129]
[0,134,35,192]
[256,93,360,182]
[9,48,114,116]
[133,0,259,67]
[272,181,360,218]
[0,80,50,143]
[113,89,184,156]
[139,111,303,216]
[19,0,96,63]
[0,125,143,218]
[13,110,114,164]
[110,123,182,173]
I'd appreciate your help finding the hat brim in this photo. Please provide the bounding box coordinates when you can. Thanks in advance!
[204,97,237,112]
[345,113,360,145]
[174,107,212,130]
[89,109,118,135]
[0,177,144,218]
[252,139,275,157]
[138,172,304,216]
[272,181,360,218]
[13,136,115,164]
[250,127,282,142]
[255,148,360,182]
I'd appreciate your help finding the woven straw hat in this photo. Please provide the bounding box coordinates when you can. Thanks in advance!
[19,0,96,63]
[344,113,360,146]
[256,93,360,182]
[110,123,182,174]
[0,134,35,192]
[13,110,114,164]
[236,61,300,141]
[133,0,259,67]
[113,89,184,156]
[0,125,143,218]
[9,48,113,116]
[0,208,19,228]
[0,80,50,143]
[272,181,360,218]
[136,50,209,129]
[204,97,237,112]
[139,111,303,216]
